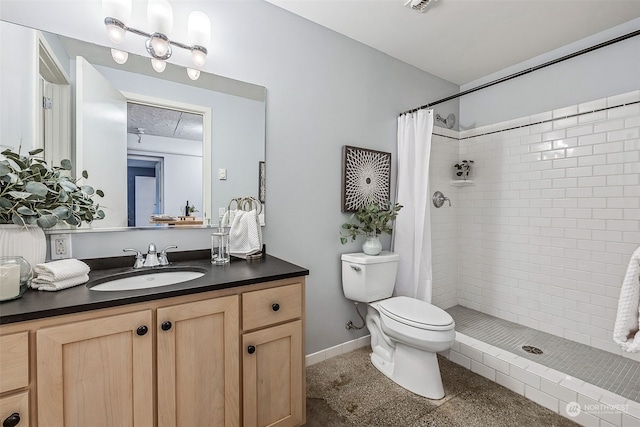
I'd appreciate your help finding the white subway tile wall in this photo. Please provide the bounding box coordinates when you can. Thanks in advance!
[430,130,460,309]
[431,90,640,360]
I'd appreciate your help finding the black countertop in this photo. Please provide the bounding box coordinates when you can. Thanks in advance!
[0,253,309,325]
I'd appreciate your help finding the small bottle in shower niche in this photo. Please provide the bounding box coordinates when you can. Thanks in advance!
[211,218,230,265]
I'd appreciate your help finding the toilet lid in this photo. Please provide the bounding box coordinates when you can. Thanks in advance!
[378,296,454,329]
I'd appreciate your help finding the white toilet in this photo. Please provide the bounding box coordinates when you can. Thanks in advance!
[341,251,455,399]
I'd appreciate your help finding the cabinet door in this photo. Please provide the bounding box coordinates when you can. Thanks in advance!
[0,390,29,427]
[242,320,303,427]
[157,295,239,427]
[36,310,153,427]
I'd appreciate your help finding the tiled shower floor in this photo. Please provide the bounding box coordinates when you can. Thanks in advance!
[446,305,640,403]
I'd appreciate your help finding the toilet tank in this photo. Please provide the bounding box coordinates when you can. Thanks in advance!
[341,251,400,302]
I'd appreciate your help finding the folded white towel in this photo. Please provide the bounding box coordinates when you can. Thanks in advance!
[33,259,90,282]
[613,246,640,353]
[229,209,262,259]
[30,274,90,291]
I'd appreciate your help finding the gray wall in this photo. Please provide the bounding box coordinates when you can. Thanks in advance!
[459,18,640,129]
[0,0,459,354]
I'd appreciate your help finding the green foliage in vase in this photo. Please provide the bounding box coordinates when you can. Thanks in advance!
[0,148,105,228]
[340,201,403,244]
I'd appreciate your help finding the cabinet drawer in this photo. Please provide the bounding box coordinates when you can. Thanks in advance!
[243,283,302,331]
[0,390,29,427]
[0,332,29,393]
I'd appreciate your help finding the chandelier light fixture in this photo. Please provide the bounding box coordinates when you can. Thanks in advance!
[102,0,211,80]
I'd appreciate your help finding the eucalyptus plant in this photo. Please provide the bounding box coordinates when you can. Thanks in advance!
[340,201,403,244]
[0,148,105,228]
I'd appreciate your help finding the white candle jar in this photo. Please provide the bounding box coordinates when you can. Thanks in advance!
[0,256,32,301]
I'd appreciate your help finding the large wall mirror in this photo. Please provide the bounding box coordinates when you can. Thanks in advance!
[0,20,266,231]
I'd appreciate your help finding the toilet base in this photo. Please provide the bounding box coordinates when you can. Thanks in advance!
[370,342,445,400]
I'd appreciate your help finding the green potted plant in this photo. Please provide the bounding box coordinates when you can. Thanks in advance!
[340,201,402,255]
[0,148,105,266]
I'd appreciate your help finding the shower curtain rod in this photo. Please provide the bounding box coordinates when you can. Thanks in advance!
[400,29,640,116]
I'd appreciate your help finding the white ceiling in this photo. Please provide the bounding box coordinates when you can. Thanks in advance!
[265,0,640,85]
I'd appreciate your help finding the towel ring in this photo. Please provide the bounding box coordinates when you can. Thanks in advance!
[226,196,263,216]
[242,197,262,215]
[226,198,241,213]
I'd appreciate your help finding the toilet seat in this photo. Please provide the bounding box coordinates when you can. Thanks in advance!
[377,296,454,331]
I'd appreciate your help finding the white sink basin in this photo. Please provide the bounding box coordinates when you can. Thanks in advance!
[90,270,205,292]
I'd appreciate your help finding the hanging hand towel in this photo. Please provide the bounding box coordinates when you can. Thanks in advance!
[33,259,90,282]
[613,246,640,353]
[221,209,238,227]
[30,274,90,291]
[229,209,262,259]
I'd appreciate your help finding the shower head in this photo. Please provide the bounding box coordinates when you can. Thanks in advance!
[435,113,456,129]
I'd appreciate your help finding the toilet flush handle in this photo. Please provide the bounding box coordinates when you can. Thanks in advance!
[350,265,361,272]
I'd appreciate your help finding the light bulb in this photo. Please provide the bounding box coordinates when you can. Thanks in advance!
[147,0,173,35]
[186,68,200,81]
[111,49,128,64]
[188,11,211,47]
[191,48,207,67]
[151,36,170,57]
[106,24,126,43]
[103,0,131,43]
[151,58,166,73]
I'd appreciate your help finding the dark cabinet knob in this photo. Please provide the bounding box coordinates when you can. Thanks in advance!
[136,325,148,336]
[3,413,20,427]
[272,303,280,312]
[247,345,256,354]
[161,321,172,331]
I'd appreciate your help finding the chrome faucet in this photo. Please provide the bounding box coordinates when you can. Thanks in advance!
[143,243,159,267]
[158,245,178,266]
[123,243,177,268]
[123,248,145,268]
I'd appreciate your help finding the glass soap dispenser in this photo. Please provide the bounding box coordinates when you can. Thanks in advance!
[211,217,230,265]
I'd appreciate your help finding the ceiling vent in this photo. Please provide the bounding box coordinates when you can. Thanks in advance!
[404,0,437,13]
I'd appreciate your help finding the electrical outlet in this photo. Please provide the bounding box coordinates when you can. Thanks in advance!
[50,234,72,260]
[219,207,226,217]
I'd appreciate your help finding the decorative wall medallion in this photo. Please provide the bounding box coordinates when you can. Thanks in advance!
[342,145,391,212]
[258,161,266,203]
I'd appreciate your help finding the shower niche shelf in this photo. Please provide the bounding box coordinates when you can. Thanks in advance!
[450,180,475,187]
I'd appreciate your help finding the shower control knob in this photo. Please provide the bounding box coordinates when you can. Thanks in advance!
[136,325,148,336]
[247,345,256,354]
[272,303,280,312]
[161,321,172,331]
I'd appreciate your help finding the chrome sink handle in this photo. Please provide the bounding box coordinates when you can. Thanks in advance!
[158,245,178,266]
[123,248,145,269]
[143,243,160,267]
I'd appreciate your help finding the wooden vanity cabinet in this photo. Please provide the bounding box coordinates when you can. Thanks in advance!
[156,296,239,427]
[0,276,305,427]
[241,283,305,427]
[36,310,154,427]
[0,332,30,427]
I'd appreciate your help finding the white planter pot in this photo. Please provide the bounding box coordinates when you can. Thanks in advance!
[0,225,46,269]
[362,236,382,256]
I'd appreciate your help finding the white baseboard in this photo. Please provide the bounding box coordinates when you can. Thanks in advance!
[305,335,371,367]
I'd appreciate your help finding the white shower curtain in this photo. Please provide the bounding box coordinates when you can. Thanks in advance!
[392,109,434,302]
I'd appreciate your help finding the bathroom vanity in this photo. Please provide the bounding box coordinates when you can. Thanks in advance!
[0,254,308,427]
